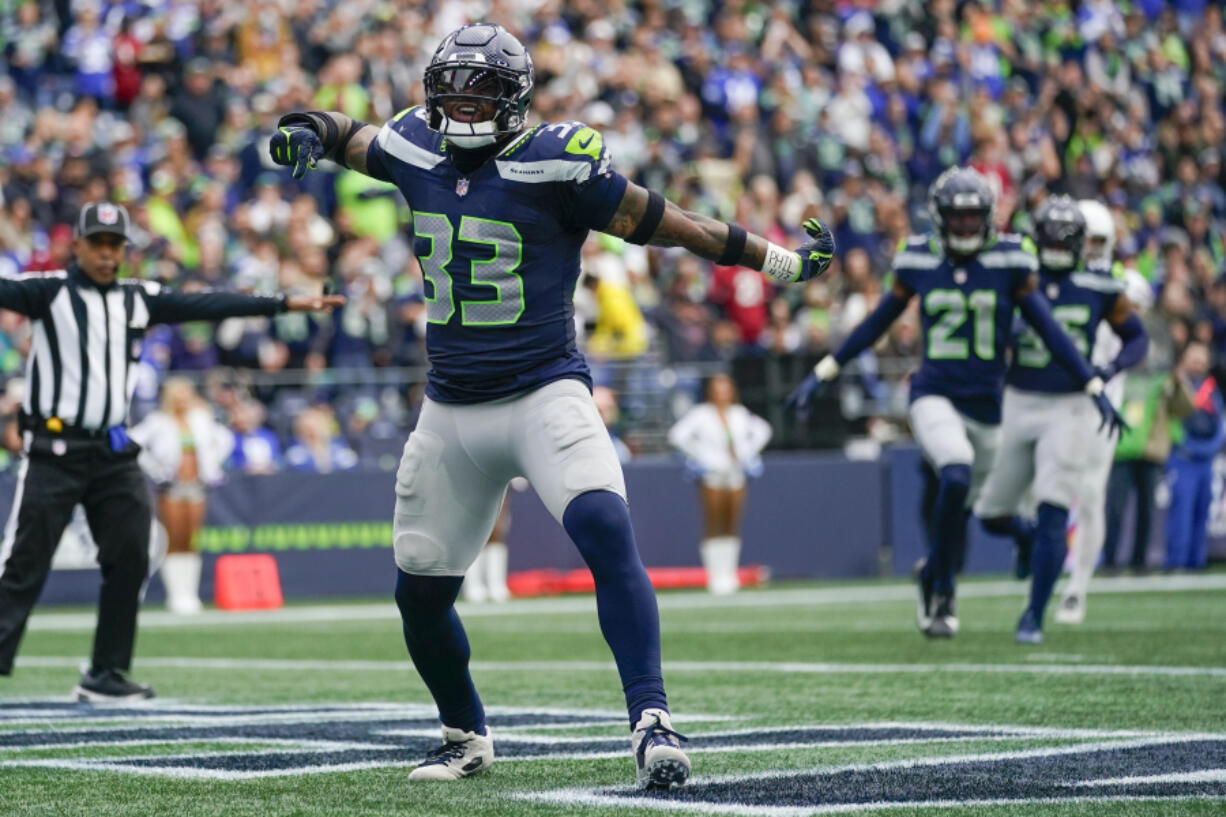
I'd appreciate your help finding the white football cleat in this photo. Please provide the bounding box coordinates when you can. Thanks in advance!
[631,708,690,790]
[1054,593,1086,625]
[408,726,494,781]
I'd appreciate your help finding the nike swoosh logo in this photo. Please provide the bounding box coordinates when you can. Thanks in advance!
[461,758,484,773]
[577,134,595,150]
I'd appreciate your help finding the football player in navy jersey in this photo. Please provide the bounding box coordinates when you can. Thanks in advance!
[787,168,1124,639]
[974,196,1148,644]
[269,23,833,789]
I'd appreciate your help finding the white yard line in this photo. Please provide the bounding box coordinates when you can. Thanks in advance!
[521,790,1225,817]
[24,573,1226,632]
[522,736,1226,815]
[13,655,1226,678]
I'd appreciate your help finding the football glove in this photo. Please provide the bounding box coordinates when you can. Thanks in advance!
[784,356,840,420]
[1086,377,1128,437]
[270,118,324,179]
[795,217,835,281]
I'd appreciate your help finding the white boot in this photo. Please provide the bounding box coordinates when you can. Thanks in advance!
[463,549,489,603]
[161,552,203,615]
[700,537,741,595]
[484,542,510,602]
[714,536,741,594]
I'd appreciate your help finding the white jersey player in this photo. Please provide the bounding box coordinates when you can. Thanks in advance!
[1054,200,1154,624]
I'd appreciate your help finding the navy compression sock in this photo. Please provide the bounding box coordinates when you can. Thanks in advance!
[1028,502,1069,627]
[925,464,971,595]
[563,490,668,728]
[394,570,486,735]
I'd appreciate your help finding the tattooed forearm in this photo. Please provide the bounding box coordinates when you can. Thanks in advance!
[651,201,771,268]
[602,181,769,267]
[344,125,379,174]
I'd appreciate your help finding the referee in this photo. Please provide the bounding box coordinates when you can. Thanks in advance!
[0,202,344,700]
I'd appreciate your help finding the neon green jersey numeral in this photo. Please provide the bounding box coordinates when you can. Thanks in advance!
[925,289,997,361]
[412,215,525,326]
[1016,304,1091,368]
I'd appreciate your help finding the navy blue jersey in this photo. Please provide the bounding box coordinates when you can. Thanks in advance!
[1007,260,1123,394]
[366,108,628,403]
[893,234,1037,424]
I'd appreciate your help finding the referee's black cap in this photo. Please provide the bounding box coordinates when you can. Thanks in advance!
[75,201,131,240]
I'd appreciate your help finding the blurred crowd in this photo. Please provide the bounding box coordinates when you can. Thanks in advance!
[1,1,1226,471]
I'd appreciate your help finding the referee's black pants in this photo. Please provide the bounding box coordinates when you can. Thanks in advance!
[0,437,151,676]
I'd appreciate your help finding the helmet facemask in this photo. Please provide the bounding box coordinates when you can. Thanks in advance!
[940,206,993,256]
[1035,200,1086,273]
[426,63,529,148]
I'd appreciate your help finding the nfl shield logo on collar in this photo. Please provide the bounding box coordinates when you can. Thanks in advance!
[456,178,469,197]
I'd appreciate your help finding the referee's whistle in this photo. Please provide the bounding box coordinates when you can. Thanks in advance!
[45,417,63,433]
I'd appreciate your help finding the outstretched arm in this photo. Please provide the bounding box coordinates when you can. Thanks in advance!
[601,181,833,283]
[784,278,913,416]
[270,111,380,177]
[1100,296,1149,380]
[145,285,345,325]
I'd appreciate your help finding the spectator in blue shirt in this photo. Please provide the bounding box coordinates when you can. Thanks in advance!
[285,406,358,474]
[1165,342,1224,570]
[226,399,282,475]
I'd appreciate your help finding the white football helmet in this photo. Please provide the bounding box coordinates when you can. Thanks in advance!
[1077,199,1115,263]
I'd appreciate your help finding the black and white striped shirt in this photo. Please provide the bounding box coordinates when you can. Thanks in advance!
[0,264,286,432]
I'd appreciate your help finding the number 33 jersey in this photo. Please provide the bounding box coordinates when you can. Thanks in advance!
[366,108,629,403]
[892,234,1037,425]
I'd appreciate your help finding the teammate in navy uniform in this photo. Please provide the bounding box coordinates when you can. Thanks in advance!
[269,23,834,789]
[787,168,1124,639]
[974,196,1148,644]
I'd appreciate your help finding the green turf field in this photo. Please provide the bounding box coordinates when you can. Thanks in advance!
[3,573,1225,816]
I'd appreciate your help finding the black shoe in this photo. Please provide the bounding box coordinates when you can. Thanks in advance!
[73,668,155,702]
[925,593,959,639]
[914,559,934,631]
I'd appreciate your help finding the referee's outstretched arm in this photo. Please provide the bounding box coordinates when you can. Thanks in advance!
[0,271,63,316]
[140,281,346,324]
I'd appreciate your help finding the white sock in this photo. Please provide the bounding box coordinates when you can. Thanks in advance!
[701,537,740,595]
[484,542,509,602]
[700,539,718,593]
[463,549,489,603]
[161,552,203,614]
[1067,467,1110,601]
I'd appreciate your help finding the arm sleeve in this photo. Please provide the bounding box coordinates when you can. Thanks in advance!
[0,275,57,316]
[565,171,629,232]
[145,284,285,325]
[831,291,909,366]
[1102,311,1148,380]
[1016,290,1095,384]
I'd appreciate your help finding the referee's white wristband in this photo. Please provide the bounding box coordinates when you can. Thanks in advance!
[815,355,840,381]
[1084,376,1105,397]
[761,242,802,283]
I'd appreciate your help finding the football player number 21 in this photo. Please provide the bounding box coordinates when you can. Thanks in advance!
[414,213,525,326]
[924,288,997,360]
